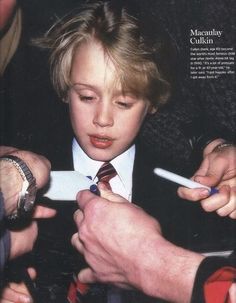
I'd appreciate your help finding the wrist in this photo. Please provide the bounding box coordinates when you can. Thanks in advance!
[0,155,37,221]
[136,234,204,303]
[202,138,226,158]
[0,160,23,215]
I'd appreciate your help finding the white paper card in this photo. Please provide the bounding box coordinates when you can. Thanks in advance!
[43,171,97,201]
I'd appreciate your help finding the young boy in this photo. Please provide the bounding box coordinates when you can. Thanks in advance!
[38,1,170,200]
[29,2,172,302]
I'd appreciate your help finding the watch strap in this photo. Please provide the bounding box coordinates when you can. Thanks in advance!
[0,155,36,220]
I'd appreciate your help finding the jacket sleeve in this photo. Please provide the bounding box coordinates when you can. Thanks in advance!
[191,253,236,303]
[0,192,11,276]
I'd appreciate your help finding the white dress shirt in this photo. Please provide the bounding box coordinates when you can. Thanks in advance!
[72,138,135,201]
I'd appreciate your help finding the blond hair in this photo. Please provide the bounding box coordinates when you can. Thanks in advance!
[35,1,171,107]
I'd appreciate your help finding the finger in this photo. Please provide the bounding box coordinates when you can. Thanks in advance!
[177,186,210,201]
[216,186,236,217]
[229,210,236,219]
[76,190,97,210]
[71,232,84,254]
[98,183,127,203]
[9,221,38,259]
[1,283,32,303]
[0,146,18,156]
[78,268,96,284]
[27,267,37,280]
[33,205,56,219]
[229,283,236,302]
[200,185,230,212]
[114,282,133,290]
[194,158,227,187]
[73,209,84,227]
[220,178,236,188]
[193,157,210,177]
[194,173,222,188]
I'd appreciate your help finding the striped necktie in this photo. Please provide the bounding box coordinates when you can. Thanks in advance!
[67,163,117,303]
[96,162,117,190]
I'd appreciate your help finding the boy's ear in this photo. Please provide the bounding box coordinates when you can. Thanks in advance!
[62,95,70,103]
[148,106,157,114]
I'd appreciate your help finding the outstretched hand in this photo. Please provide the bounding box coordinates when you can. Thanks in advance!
[72,183,161,288]
[178,145,236,218]
[71,184,203,303]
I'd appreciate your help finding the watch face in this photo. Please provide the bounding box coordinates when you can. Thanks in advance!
[18,179,37,215]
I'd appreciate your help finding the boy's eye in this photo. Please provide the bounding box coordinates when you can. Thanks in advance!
[79,95,95,102]
[116,101,132,109]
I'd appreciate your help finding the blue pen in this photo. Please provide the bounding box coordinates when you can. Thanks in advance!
[89,183,100,196]
[154,168,218,195]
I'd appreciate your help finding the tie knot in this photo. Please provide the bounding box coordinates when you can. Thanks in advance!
[96,162,117,187]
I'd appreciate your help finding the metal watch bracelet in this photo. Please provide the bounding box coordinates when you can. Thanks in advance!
[0,155,37,220]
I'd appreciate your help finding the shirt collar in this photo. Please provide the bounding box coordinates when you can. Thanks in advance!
[72,138,102,179]
[72,138,135,188]
[110,145,135,192]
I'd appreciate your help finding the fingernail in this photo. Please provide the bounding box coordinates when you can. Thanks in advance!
[98,182,107,190]
[199,189,210,197]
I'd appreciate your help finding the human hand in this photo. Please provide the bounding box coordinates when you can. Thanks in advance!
[2,206,56,302]
[0,268,35,303]
[178,144,236,218]
[72,185,203,303]
[72,185,161,289]
[10,205,56,260]
[229,283,236,303]
[0,146,51,216]
[0,0,17,32]
[0,146,56,258]
[0,146,51,188]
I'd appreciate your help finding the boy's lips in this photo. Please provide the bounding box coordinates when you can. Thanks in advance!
[89,135,114,149]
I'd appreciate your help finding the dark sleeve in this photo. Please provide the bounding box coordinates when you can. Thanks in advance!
[0,192,11,274]
[191,253,236,303]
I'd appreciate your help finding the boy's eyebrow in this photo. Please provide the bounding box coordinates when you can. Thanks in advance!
[72,83,96,89]
[71,83,101,94]
[71,83,137,98]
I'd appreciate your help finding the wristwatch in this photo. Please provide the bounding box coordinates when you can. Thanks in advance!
[0,155,37,220]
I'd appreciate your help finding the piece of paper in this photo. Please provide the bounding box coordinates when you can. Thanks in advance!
[43,171,98,200]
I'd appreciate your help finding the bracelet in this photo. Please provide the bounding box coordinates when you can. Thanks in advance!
[212,142,234,153]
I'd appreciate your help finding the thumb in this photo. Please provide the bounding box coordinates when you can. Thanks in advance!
[194,160,224,187]
[33,205,57,219]
[98,182,127,203]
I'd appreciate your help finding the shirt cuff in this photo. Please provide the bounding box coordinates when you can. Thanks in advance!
[191,255,236,303]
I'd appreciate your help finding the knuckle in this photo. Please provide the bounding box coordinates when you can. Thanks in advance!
[229,211,236,219]
[78,224,87,241]
[216,208,227,217]
[201,203,214,212]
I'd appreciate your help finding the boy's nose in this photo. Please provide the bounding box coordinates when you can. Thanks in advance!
[93,103,114,127]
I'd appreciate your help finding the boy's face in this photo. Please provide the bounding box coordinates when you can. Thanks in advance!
[68,40,152,162]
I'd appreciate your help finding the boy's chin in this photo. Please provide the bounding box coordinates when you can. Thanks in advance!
[87,150,115,162]
[88,150,117,162]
